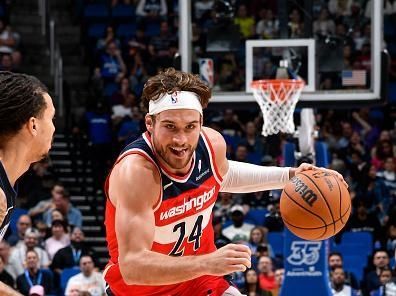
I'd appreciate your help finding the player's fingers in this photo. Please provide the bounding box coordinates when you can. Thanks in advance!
[227,257,251,269]
[231,264,248,272]
[227,243,252,256]
[323,168,349,188]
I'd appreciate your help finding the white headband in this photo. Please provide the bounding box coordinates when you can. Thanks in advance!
[148,91,203,116]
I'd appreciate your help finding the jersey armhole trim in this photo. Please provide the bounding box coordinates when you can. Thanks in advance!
[201,130,223,185]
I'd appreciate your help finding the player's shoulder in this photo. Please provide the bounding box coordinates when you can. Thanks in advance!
[202,126,226,151]
[113,153,160,182]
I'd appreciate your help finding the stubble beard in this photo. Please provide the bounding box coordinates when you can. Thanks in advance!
[152,136,197,170]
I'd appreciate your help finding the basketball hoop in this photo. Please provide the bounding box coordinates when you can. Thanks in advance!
[251,79,304,136]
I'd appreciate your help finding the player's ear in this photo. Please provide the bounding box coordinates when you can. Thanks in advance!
[27,117,38,136]
[145,114,154,132]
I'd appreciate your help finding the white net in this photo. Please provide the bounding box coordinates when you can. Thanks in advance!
[251,80,304,136]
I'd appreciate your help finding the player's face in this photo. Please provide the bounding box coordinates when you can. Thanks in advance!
[146,109,202,174]
[31,93,56,161]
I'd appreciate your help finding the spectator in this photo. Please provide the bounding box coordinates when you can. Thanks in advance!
[288,8,303,38]
[234,4,255,39]
[234,144,249,163]
[328,252,360,290]
[240,121,266,161]
[222,205,255,243]
[376,157,396,201]
[111,83,135,124]
[117,106,144,145]
[136,0,167,22]
[16,250,53,295]
[28,183,64,221]
[218,109,244,138]
[0,256,14,289]
[95,41,126,85]
[96,26,120,51]
[263,202,284,232]
[44,220,70,260]
[0,241,13,278]
[370,266,396,296]
[148,21,176,62]
[247,227,273,259]
[371,140,394,170]
[0,19,19,63]
[272,268,285,296]
[256,9,279,39]
[83,102,113,192]
[29,285,45,296]
[213,192,235,221]
[330,266,359,296]
[257,255,276,291]
[212,216,231,249]
[0,53,14,72]
[364,250,390,295]
[43,190,82,228]
[110,78,136,107]
[7,215,32,247]
[313,8,336,36]
[345,202,382,243]
[328,0,354,17]
[51,227,96,275]
[194,0,214,22]
[240,268,271,296]
[65,255,105,296]
[8,228,50,279]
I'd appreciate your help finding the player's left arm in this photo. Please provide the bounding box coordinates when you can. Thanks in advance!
[203,127,347,192]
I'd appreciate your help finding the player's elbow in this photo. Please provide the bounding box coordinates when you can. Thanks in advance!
[118,254,146,285]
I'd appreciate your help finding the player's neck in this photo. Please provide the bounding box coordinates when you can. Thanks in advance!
[0,144,32,186]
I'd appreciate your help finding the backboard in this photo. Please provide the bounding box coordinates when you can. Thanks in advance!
[180,0,385,106]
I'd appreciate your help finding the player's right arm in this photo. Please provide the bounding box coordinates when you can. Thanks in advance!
[109,154,251,285]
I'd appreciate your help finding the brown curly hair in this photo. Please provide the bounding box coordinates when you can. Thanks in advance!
[141,68,211,109]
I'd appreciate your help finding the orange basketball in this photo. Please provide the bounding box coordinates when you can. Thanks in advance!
[280,169,351,241]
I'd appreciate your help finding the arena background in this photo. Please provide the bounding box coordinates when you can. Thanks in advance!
[0,0,395,295]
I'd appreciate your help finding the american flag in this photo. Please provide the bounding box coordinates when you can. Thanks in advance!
[342,70,367,86]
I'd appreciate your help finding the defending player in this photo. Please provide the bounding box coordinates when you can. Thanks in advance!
[103,68,345,295]
[0,72,55,296]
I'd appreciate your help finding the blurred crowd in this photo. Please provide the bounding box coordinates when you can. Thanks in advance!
[0,0,396,295]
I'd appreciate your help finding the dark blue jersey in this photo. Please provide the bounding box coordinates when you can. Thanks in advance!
[0,160,16,240]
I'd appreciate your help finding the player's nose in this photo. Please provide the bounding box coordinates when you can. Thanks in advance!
[172,132,187,145]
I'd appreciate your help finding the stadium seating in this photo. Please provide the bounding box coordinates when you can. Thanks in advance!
[9,208,28,234]
[245,208,268,226]
[116,23,137,39]
[87,23,107,39]
[60,267,80,293]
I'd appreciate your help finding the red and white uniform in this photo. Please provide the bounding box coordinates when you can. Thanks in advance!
[104,131,230,295]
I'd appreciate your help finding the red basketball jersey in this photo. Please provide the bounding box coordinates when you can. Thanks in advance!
[103,131,225,295]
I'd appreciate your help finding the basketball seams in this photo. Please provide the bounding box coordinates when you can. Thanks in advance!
[283,202,351,240]
[298,172,336,235]
[330,173,344,224]
[282,190,328,237]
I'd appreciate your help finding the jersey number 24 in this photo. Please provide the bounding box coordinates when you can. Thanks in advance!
[169,215,203,256]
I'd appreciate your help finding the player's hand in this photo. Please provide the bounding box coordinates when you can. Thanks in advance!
[293,163,348,188]
[203,243,251,276]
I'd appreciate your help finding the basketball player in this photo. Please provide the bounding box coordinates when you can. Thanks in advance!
[0,71,55,296]
[104,68,346,296]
